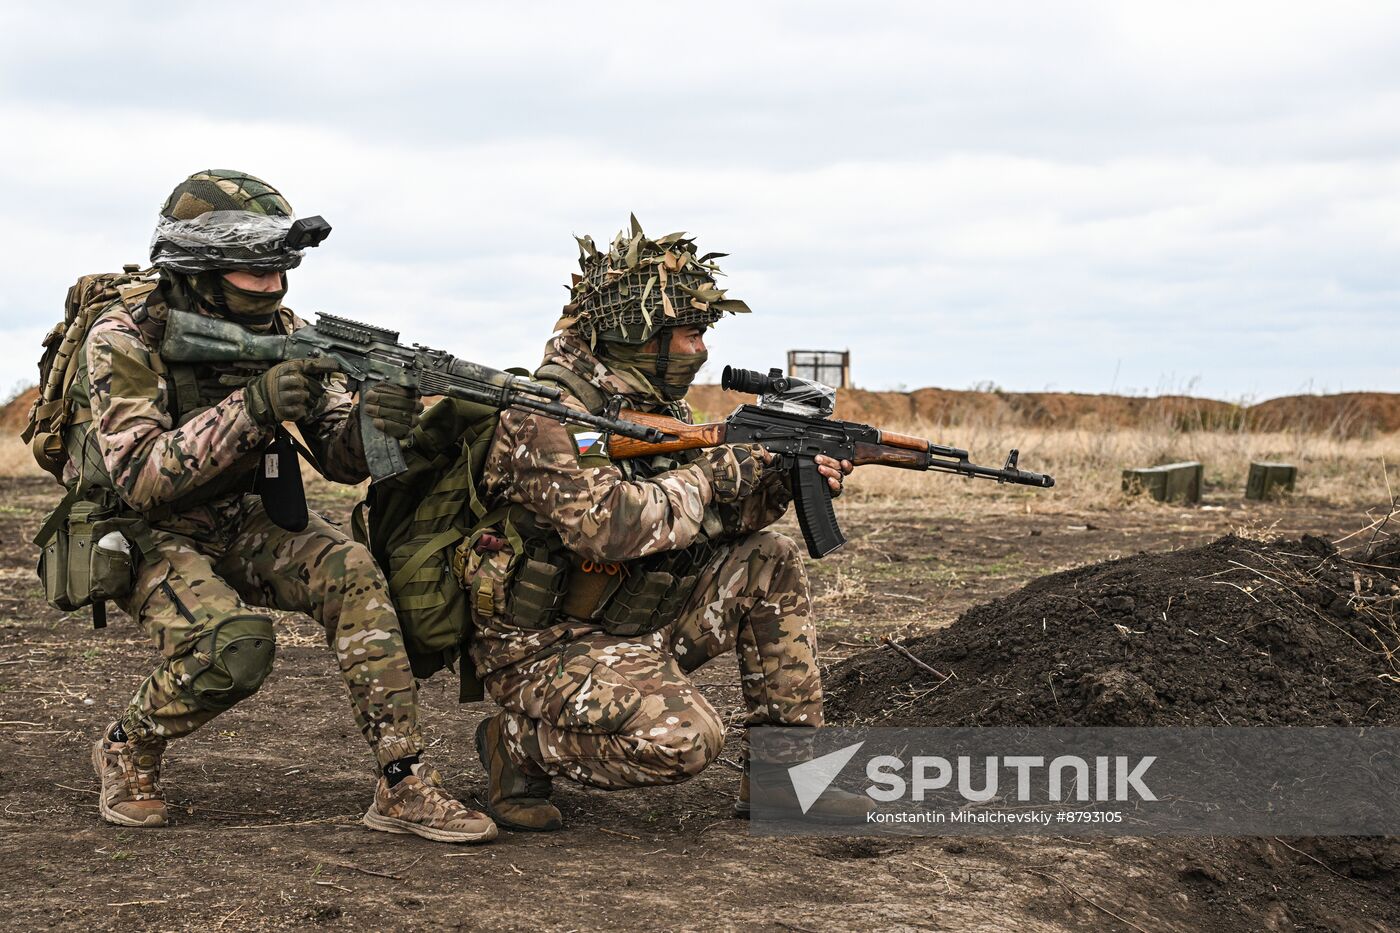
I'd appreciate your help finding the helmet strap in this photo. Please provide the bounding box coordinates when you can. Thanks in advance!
[653,327,671,384]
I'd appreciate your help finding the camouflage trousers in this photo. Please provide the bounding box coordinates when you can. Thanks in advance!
[485,530,822,790]
[117,495,421,767]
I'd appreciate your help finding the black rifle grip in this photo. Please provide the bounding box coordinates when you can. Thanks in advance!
[790,457,846,558]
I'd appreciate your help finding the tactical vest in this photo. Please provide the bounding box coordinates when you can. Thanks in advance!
[66,296,288,516]
[491,363,720,638]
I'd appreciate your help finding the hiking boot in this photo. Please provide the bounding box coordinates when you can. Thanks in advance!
[475,713,562,832]
[91,723,168,828]
[734,762,874,824]
[362,761,498,844]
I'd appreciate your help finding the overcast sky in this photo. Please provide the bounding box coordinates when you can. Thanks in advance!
[2,1,1397,402]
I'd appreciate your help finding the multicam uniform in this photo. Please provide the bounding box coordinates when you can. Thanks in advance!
[468,332,823,789]
[83,288,422,767]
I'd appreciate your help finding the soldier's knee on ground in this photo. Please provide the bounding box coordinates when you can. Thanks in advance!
[185,613,277,711]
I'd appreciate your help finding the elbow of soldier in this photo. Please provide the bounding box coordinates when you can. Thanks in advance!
[115,479,162,513]
[563,523,640,565]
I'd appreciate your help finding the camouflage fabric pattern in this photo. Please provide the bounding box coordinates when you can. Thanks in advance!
[470,332,817,789]
[559,215,750,347]
[486,529,822,788]
[161,170,293,221]
[469,331,791,677]
[86,284,414,767]
[117,497,422,767]
[80,286,366,516]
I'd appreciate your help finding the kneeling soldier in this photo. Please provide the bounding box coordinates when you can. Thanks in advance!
[83,170,495,842]
[463,218,864,830]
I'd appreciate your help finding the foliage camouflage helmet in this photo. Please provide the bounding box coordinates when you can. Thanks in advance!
[558,214,751,347]
[149,170,326,273]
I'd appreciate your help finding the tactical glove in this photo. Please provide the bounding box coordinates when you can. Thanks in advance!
[243,358,339,425]
[360,382,423,440]
[697,444,765,503]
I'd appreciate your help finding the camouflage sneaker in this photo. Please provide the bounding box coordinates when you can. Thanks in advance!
[734,763,874,824]
[362,762,498,844]
[475,714,563,832]
[91,724,168,828]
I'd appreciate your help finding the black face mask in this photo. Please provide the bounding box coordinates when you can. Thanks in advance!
[188,271,287,325]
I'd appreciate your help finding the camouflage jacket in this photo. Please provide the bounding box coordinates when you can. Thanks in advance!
[82,283,367,535]
[468,331,791,675]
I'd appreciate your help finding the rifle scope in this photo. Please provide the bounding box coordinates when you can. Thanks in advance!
[722,366,789,396]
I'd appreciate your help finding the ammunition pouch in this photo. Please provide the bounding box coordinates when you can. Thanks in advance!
[495,520,712,638]
[34,491,145,618]
[597,543,710,637]
[510,545,570,629]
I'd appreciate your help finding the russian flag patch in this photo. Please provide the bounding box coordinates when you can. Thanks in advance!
[574,431,604,455]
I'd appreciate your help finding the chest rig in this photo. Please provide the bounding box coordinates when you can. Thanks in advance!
[496,364,719,638]
[67,298,289,518]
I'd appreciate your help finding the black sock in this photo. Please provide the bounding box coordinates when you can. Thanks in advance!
[108,722,128,743]
[384,754,420,787]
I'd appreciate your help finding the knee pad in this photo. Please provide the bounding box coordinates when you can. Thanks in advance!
[185,613,276,711]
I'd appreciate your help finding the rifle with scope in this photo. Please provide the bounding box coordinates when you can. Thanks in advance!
[608,366,1056,558]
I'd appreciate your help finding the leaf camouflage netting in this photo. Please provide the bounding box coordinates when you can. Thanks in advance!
[558,213,752,346]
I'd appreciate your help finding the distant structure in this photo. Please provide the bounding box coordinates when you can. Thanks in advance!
[787,349,851,389]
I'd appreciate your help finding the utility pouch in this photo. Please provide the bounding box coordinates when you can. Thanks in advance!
[89,519,135,602]
[35,497,135,615]
[600,569,680,637]
[509,548,568,630]
[560,557,627,621]
[386,529,467,677]
[596,541,712,638]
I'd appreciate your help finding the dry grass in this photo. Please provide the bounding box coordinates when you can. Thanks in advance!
[0,436,45,478]
[5,418,1396,512]
[844,418,1400,510]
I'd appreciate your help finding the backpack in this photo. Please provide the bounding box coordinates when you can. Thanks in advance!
[23,265,159,479]
[25,266,163,629]
[354,387,527,701]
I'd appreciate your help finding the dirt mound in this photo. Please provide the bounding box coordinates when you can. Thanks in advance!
[825,534,1400,927]
[1248,392,1400,435]
[687,383,1394,435]
[827,533,1400,728]
[1,386,37,436]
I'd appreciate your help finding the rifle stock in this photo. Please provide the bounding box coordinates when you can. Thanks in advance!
[607,412,726,458]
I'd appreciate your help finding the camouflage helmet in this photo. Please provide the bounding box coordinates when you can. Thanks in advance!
[559,214,750,346]
[149,169,325,273]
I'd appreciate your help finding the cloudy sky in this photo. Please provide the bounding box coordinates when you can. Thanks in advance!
[2,1,1397,402]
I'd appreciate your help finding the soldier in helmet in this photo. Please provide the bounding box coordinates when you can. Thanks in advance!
[463,216,866,830]
[84,170,496,842]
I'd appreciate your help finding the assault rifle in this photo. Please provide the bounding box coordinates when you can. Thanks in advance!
[608,366,1055,558]
[160,309,664,482]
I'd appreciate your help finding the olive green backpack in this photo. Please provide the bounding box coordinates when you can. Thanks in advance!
[354,390,523,701]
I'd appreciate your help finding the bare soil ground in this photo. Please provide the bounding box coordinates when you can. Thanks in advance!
[0,473,1391,932]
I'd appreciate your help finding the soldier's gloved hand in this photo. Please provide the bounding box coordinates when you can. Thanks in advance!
[696,444,766,503]
[361,382,423,440]
[243,358,340,425]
